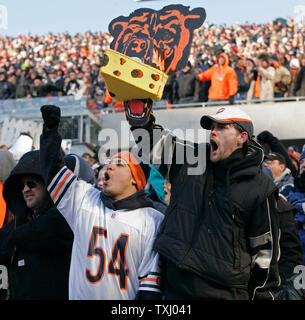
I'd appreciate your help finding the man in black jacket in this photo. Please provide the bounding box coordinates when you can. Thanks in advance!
[0,151,73,300]
[177,61,200,103]
[127,105,282,299]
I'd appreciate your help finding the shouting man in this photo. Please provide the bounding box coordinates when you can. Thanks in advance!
[39,105,164,300]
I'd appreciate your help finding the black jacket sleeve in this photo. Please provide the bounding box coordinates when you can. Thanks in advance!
[248,193,282,300]
[40,125,64,186]
[130,113,205,182]
[0,220,15,265]
[277,195,303,284]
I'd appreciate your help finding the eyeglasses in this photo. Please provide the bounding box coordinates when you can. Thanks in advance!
[20,180,39,190]
[104,158,128,167]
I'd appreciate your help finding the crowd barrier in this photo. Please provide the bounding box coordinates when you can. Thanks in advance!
[101,97,305,151]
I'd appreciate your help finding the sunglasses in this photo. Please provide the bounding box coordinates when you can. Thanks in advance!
[20,180,39,190]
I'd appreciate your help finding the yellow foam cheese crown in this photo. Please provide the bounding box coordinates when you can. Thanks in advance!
[100,49,168,102]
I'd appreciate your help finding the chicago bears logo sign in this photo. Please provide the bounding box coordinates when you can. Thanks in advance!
[108,4,206,75]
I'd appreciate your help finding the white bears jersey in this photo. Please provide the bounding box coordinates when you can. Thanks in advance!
[48,166,164,300]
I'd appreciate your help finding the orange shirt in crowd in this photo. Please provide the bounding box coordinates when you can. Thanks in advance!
[0,182,6,228]
[198,53,238,100]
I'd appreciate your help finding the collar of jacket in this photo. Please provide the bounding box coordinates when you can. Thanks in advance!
[31,196,54,217]
[229,142,264,180]
[208,141,264,182]
[100,190,154,211]
[211,148,245,188]
[274,167,292,185]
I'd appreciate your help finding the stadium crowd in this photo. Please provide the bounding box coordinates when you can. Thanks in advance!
[1,17,305,111]
[0,15,305,301]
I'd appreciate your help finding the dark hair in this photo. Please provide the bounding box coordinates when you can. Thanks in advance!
[258,53,270,65]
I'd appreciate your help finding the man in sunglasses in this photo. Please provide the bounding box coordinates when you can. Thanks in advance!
[0,150,73,300]
[19,177,48,212]
[39,105,164,300]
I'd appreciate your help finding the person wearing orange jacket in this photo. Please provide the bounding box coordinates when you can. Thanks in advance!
[197,52,238,104]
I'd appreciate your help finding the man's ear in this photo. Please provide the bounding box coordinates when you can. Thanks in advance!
[237,131,248,147]
[131,177,137,187]
[279,163,286,173]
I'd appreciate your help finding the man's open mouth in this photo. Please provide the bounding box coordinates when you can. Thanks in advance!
[103,171,110,183]
[210,140,219,152]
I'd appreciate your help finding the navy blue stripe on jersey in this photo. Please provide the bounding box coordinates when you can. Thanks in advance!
[54,175,77,207]
[49,167,69,194]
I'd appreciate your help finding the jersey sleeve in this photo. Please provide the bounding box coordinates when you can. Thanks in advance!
[47,166,92,231]
[137,212,163,294]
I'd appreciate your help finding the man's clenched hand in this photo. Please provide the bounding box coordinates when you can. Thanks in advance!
[40,105,61,129]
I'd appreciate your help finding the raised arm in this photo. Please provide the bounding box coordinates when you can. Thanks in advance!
[40,105,93,230]
[40,105,64,186]
[128,110,206,183]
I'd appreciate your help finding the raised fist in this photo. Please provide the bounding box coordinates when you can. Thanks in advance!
[40,105,61,129]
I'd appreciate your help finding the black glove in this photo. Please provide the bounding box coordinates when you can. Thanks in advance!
[257,130,275,144]
[40,105,61,129]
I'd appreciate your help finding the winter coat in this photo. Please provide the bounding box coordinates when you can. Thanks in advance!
[177,69,200,101]
[197,53,238,100]
[234,65,250,94]
[277,194,303,284]
[273,65,291,95]
[257,66,275,101]
[281,172,305,265]
[131,118,281,300]
[0,151,73,300]
[274,168,294,194]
